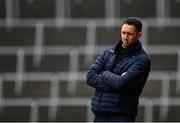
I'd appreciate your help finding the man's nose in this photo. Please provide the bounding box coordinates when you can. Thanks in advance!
[124,34,128,39]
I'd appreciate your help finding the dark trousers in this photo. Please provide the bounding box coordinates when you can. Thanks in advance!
[94,114,135,122]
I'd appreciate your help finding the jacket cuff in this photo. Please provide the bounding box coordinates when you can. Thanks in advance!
[102,71,113,84]
[102,71,120,89]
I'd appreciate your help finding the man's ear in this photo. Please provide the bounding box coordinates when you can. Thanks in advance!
[137,32,142,40]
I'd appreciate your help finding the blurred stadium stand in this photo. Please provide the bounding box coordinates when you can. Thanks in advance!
[0,0,180,122]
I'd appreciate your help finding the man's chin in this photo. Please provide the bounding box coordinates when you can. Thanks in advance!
[122,44,129,48]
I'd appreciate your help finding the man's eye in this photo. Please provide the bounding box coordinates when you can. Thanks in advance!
[122,32,126,34]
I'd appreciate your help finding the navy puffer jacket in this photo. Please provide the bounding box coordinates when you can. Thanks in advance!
[86,41,151,116]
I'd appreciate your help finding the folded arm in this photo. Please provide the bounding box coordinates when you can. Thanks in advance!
[101,58,151,92]
[86,49,112,92]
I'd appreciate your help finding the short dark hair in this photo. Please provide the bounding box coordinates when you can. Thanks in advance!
[121,17,142,32]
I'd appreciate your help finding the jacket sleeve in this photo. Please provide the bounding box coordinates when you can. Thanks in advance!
[101,57,151,92]
[86,49,112,92]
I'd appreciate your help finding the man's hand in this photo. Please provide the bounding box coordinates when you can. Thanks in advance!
[99,71,104,76]
[121,72,127,76]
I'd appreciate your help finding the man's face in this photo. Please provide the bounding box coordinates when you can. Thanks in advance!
[121,24,142,48]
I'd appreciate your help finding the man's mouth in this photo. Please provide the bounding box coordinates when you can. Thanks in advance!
[123,40,128,45]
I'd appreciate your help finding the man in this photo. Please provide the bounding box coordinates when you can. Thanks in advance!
[86,17,151,122]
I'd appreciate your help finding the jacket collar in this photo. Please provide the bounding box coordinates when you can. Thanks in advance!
[111,40,142,54]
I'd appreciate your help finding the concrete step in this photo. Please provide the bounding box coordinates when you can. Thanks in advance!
[141,80,161,98]
[0,54,70,72]
[0,27,34,46]
[150,54,177,71]
[148,26,180,45]
[0,106,30,121]
[142,80,180,98]
[70,0,105,18]
[137,105,180,122]
[0,105,87,122]
[119,0,156,18]
[169,0,180,18]
[0,55,16,72]
[3,80,92,98]
[0,0,5,19]
[96,27,119,45]
[25,54,70,72]
[44,27,86,46]
[39,106,87,122]
[19,0,55,19]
